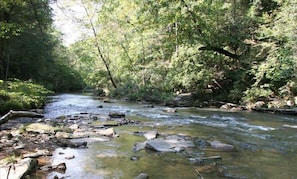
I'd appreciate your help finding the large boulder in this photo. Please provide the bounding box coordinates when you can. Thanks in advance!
[146,135,195,152]
[0,158,37,179]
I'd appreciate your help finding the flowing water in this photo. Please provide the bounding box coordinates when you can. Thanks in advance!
[43,94,297,179]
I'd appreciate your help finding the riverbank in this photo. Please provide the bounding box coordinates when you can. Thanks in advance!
[162,93,297,115]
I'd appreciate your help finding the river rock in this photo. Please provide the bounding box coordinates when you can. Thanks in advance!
[57,139,87,148]
[39,165,52,172]
[25,123,56,134]
[68,124,79,130]
[143,130,158,140]
[135,173,149,179]
[52,162,67,171]
[254,101,266,108]
[133,141,147,152]
[0,158,37,179]
[97,127,116,137]
[189,156,222,165]
[65,155,75,160]
[220,103,238,110]
[108,112,125,118]
[23,149,51,158]
[72,131,96,138]
[146,136,195,152]
[55,132,73,139]
[208,140,234,151]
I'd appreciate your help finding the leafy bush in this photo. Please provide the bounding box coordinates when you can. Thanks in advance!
[111,82,172,103]
[0,79,53,114]
[242,84,273,103]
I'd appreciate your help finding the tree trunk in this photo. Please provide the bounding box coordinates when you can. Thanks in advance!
[0,110,44,125]
[81,0,117,89]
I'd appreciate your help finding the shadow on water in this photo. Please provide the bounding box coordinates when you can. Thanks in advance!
[43,94,297,179]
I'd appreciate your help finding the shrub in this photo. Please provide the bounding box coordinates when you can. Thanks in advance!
[0,79,53,114]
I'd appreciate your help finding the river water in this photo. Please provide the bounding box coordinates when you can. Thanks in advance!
[44,94,297,179]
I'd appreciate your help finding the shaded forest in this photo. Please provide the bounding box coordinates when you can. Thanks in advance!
[1,0,296,112]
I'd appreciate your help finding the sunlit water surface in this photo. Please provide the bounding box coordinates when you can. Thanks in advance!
[42,94,297,179]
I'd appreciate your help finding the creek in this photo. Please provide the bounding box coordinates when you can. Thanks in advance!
[44,94,297,179]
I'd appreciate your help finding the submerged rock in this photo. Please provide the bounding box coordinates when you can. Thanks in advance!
[133,141,147,152]
[65,155,75,160]
[208,140,234,151]
[189,156,222,165]
[57,139,87,148]
[108,112,125,118]
[135,173,149,179]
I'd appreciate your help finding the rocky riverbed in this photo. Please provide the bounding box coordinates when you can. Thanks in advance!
[0,109,236,179]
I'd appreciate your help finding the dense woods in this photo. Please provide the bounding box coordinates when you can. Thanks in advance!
[0,0,296,112]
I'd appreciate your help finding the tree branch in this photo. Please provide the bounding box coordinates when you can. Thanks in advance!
[199,46,240,59]
[0,110,43,125]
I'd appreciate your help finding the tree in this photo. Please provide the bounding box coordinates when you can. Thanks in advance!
[0,0,84,91]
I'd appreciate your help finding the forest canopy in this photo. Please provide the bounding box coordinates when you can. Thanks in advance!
[1,0,297,109]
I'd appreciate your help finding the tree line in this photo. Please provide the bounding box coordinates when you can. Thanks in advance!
[1,0,296,110]
[0,0,84,91]
[0,0,83,113]
[68,0,296,108]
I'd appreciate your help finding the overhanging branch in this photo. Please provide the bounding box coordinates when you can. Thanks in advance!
[199,46,240,59]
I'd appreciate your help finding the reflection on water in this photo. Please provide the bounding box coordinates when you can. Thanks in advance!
[45,94,297,179]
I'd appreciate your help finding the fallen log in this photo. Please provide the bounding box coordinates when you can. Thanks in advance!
[0,110,44,125]
[252,107,297,115]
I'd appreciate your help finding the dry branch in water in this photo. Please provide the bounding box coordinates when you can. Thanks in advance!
[0,110,44,125]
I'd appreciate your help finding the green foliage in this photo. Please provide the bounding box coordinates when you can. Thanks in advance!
[111,82,172,103]
[242,0,297,106]
[0,79,52,114]
[243,84,273,103]
[0,0,84,92]
[61,0,296,107]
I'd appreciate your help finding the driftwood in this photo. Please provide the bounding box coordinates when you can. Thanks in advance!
[252,108,297,115]
[0,110,44,125]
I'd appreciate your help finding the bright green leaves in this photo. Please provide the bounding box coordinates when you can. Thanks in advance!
[0,22,22,39]
[243,0,297,106]
[0,79,53,113]
[67,0,296,106]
